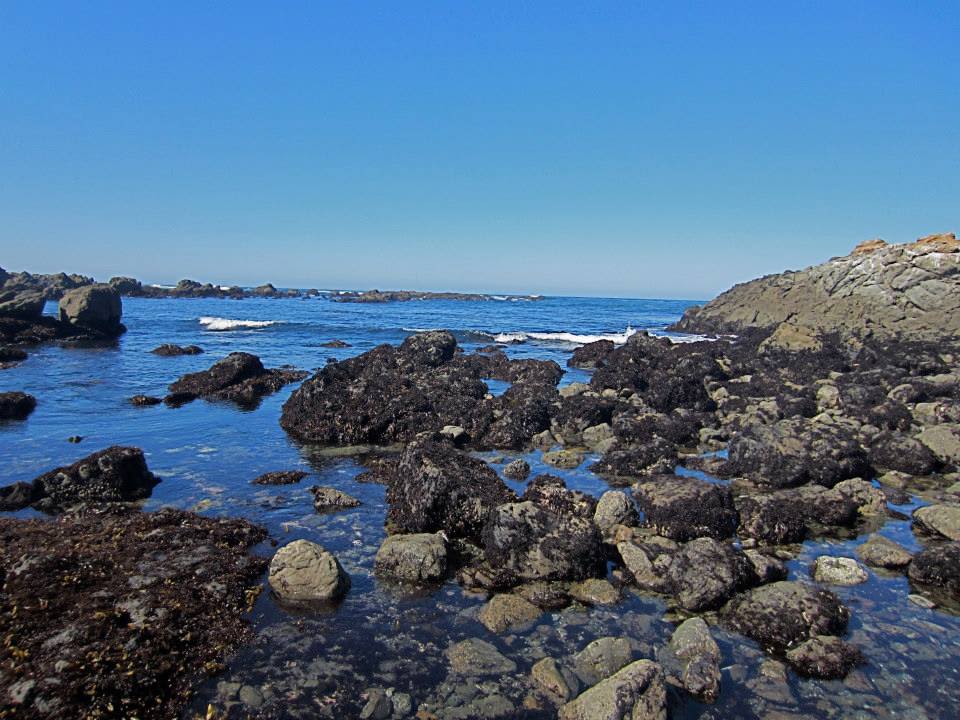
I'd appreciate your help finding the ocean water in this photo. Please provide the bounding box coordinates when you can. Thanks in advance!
[1,295,959,719]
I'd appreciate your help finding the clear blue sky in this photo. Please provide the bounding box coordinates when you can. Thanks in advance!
[1,2,957,298]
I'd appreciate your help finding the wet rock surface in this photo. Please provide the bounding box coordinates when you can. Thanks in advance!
[0,390,36,420]
[0,506,267,719]
[252,470,309,486]
[374,532,448,583]
[151,343,204,355]
[165,352,307,408]
[268,540,350,604]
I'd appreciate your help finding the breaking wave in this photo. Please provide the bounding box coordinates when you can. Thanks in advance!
[198,316,280,331]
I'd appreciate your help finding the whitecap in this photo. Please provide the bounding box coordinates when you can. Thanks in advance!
[493,327,639,345]
[198,316,279,331]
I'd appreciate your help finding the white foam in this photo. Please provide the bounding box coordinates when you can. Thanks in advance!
[199,316,279,331]
[493,327,639,345]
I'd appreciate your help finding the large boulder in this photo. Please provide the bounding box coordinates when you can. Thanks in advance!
[384,443,515,541]
[58,284,123,336]
[0,446,159,513]
[268,540,350,603]
[666,537,757,611]
[670,232,960,341]
[912,504,960,541]
[633,475,738,541]
[907,542,960,597]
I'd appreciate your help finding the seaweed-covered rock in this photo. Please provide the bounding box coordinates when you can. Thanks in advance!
[907,542,960,596]
[522,474,596,519]
[481,382,558,449]
[0,506,267,719]
[151,343,204,356]
[590,439,678,484]
[722,581,850,653]
[633,475,738,541]
[726,417,871,488]
[785,636,865,679]
[568,339,615,369]
[666,537,757,611]
[502,458,531,480]
[374,532,448,583]
[558,660,666,720]
[482,500,604,585]
[869,432,941,476]
[0,446,159,513]
[167,352,306,407]
[385,443,515,541]
[310,486,361,512]
[251,470,308,486]
[0,391,36,420]
[735,492,808,544]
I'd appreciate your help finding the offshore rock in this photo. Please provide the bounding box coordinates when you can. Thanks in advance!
[58,284,124,336]
[0,391,36,420]
[166,352,306,407]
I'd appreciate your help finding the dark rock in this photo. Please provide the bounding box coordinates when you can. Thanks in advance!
[725,417,871,488]
[568,339,615,369]
[869,431,942,476]
[633,475,738,541]
[666,537,757,611]
[384,442,515,541]
[0,481,39,511]
[0,290,45,320]
[721,581,850,653]
[785,636,865,679]
[551,394,615,444]
[58,284,123,336]
[0,506,267,719]
[167,352,306,407]
[522,474,596,519]
[151,344,204,356]
[481,382,558,449]
[108,276,142,294]
[252,470,308,486]
[310,485,361,511]
[0,391,36,420]
[129,395,162,406]
[907,542,960,596]
[0,345,28,365]
[735,492,808,544]
[502,458,531,480]
[590,439,678,484]
[320,339,351,348]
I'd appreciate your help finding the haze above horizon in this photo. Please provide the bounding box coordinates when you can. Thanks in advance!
[1,2,957,299]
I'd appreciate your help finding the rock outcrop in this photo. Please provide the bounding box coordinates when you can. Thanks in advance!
[58,284,124,336]
[671,232,960,340]
[165,352,307,408]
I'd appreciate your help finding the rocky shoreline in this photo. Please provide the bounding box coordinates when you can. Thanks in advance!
[2,235,960,718]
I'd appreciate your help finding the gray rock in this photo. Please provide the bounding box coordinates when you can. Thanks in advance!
[784,635,864,679]
[478,593,541,633]
[446,638,517,675]
[573,636,633,686]
[668,617,721,703]
[593,490,638,534]
[359,688,392,720]
[531,657,575,701]
[856,534,912,569]
[568,578,619,606]
[543,449,585,469]
[913,504,960,540]
[667,537,756,611]
[917,425,960,465]
[373,532,447,583]
[558,660,667,720]
[268,540,350,603]
[0,290,45,320]
[812,556,869,585]
[502,458,531,480]
[310,485,361,512]
[58,284,123,335]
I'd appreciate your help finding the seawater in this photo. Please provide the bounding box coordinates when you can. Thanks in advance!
[1,295,958,719]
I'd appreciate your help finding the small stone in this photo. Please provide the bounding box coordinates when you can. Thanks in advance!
[360,688,392,720]
[812,556,869,585]
[908,594,936,609]
[531,657,574,701]
[785,636,864,679]
[573,636,633,686]
[503,459,531,480]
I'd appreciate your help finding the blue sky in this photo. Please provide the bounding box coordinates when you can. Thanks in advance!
[1,2,957,298]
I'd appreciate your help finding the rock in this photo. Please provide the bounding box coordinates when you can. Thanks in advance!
[590,439,679,483]
[670,233,960,340]
[482,500,603,585]
[856,534,913,569]
[907,542,960,596]
[0,391,36,420]
[725,417,871,488]
[522,474,596,518]
[151,343,203,356]
[58,284,123,335]
[721,581,850,653]
[616,540,676,594]
[446,638,517,675]
[558,660,666,720]
[531,657,575,701]
[916,425,960,465]
[667,617,721,703]
[744,550,789,583]
[359,687,392,720]
[833,478,888,516]
[582,423,615,450]
[251,470,308,486]
[167,352,306,407]
[812,556,869,585]
[108,276,141,294]
[735,492,807,544]
[0,290,45,320]
[568,339,615,369]
[0,446,159,513]
[385,443,515,541]
[320,339,351,348]
[912,504,960,540]
[542,449,585,469]
[593,490,638,534]
[758,322,824,353]
[512,580,572,610]
[268,540,350,603]
[869,432,941,475]
[310,485,361,511]
[568,578,619,605]
[633,475,738,541]
[502,458,531,480]
[0,345,28,365]
[129,394,162,406]
[573,637,633,686]
[374,533,448,583]
[478,593,542,633]
[667,537,757,611]
[784,636,864,679]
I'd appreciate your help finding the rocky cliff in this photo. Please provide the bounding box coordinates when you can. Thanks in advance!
[671,232,960,340]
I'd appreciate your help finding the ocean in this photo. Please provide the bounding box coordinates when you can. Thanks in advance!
[2,295,958,718]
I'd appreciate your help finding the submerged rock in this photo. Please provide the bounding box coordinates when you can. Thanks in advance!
[251,470,308,486]
[667,617,721,703]
[310,485,361,512]
[129,394,162,407]
[268,539,350,603]
[478,593,542,633]
[374,532,448,583]
[907,542,960,596]
[446,638,517,676]
[784,636,865,679]
[573,636,633,686]
[0,391,36,420]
